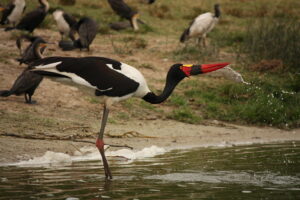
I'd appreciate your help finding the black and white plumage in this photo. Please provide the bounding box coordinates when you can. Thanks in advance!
[5,0,49,33]
[52,9,77,41]
[0,37,47,104]
[29,56,229,179]
[0,0,26,26]
[180,4,221,46]
[16,35,47,64]
[107,0,139,31]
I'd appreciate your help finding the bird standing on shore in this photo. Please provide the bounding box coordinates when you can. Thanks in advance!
[180,4,221,46]
[52,9,77,41]
[5,0,49,33]
[16,35,47,64]
[107,0,139,31]
[72,17,98,51]
[28,56,229,179]
[0,0,26,26]
[0,37,47,104]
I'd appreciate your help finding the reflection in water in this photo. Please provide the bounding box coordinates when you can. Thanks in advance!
[0,142,299,199]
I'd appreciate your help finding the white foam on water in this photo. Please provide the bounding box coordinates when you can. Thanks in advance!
[16,151,73,167]
[6,145,166,167]
[2,140,294,167]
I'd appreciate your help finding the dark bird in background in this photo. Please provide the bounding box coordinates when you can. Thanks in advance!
[5,0,49,33]
[180,4,221,46]
[52,9,77,41]
[147,0,155,4]
[0,0,26,26]
[0,70,43,104]
[0,36,47,104]
[60,17,98,51]
[16,35,47,64]
[73,17,98,51]
[107,0,139,31]
[29,56,230,178]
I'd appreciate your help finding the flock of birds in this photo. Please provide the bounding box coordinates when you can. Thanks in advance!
[0,0,227,179]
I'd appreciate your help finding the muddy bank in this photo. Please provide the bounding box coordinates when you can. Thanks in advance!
[0,119,299,164]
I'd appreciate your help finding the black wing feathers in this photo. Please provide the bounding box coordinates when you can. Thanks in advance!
[0,3,15,24]
[63,13,77,27]
[107,0,137,20]
[30,57,139,97]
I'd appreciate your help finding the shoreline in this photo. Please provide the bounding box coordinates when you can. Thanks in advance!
[1,119,299,165]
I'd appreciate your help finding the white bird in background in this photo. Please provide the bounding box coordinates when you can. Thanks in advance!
[180,4,221,46]
[0,0,26,27]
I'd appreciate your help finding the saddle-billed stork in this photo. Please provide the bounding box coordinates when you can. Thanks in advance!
[0,0,26,26]
[5,0,49,33]
[180,4,221,46]
[28,56,229,179]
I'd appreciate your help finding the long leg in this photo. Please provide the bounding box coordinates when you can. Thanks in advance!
[24,93,30,103]
[202,36,207,47]
[24,93,36,104]
[96,104,112,179]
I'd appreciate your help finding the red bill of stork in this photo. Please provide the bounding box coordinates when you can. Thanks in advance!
[28,57,230,179]
[180,4,221,46]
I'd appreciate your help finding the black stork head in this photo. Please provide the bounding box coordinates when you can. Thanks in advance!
[143,62,230,104]
[214,3,221,18]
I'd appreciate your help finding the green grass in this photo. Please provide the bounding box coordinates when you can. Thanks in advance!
[170,77,300,128]
[241,18,300,71]
[168,106,202,124]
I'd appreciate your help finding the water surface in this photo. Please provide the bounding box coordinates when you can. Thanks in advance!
[0,142,299,199]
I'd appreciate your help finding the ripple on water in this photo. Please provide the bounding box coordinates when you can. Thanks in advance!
[145,171,300,187]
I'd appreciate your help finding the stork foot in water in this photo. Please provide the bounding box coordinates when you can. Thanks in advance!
[96,138,112,179]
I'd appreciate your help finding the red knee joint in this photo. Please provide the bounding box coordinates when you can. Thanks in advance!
[96,138,105,149]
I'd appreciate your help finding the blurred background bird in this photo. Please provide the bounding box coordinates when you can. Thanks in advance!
[59,16,98,51]
[0,0,26,27]
[16,35,48,65]
[52,9,77,41]
[0,36,48,104]
[107,0,139,31]
[5,0,49,33]
[180,4,221,46]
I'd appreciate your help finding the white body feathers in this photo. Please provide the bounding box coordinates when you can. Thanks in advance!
[189,12,219,39]
[8,0,26,25]
[53,10,71,38]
